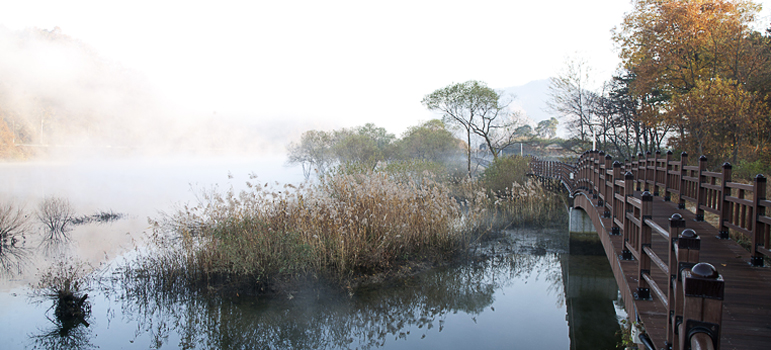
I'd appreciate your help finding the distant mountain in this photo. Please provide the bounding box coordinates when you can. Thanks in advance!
[499,79,554,125]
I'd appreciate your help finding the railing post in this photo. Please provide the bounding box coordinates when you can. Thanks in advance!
[654,150,662,196]
[664,150,673,201]
[667,213,687,348]
[679,152,689,209]
[637,152,645,191]
[622,171,635,260]
[752,174,767,267]
[719,163,732,240]
[604,154,613,217]
[612,161,622,235]
[636,191,654,300]
[670,228,701,350]
[695,156,708,221]
[595,151,603,199]
[679,263,724,350]
[645,151,653,192]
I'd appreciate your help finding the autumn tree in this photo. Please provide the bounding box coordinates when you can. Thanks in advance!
[422,81,514,176]
[613,0,768,165]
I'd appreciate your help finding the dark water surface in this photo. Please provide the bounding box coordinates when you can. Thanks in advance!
[0,158,623,349]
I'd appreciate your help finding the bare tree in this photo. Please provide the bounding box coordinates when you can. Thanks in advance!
[547,57,598,145]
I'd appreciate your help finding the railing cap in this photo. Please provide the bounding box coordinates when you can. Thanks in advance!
[613,161,621,168]
[625,171,634,180]
[656,150,661,154]
[667,150,673,155]
[692,262,719,279]
[756,174,767,183]
[681,151,688,157]
[670,213,684,223]
[699,155,708,161]
[681,228,698,239]
[605,154,612,160]
[642,191,653,201]
[722,162,732,169]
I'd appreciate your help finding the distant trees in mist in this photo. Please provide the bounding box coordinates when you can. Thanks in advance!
[287,121,464,180]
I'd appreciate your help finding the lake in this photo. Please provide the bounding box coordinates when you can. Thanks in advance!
[0,157,623,349]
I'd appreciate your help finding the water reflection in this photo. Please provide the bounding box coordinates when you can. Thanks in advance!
[112,250,565,350]
[29,315,95,350]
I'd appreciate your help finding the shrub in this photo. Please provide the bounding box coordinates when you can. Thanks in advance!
[479,156,530,197]
[37,197,75,238]
[0,200,30,276]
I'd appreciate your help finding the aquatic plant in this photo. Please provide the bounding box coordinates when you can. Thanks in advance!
[32,259,94,330]
[70,210,124,225]
[0,200,31,277]
[37,196,75,239]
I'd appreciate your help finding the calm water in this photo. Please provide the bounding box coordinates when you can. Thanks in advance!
[0,157,623,349]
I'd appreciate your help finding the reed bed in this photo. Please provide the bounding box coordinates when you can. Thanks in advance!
[132,170,489,295]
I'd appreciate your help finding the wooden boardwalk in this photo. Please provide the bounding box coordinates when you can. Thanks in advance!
[531,151,771,350]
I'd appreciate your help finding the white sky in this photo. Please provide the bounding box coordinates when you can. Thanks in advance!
[3,0,771,136]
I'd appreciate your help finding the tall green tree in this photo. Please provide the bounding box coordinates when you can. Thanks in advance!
[421,81,512,176]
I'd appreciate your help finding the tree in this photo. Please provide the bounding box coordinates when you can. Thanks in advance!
[394,119,461,163]
[286,130,334,180]
[546,58,598,144]
[331,123,395,166]
[612,0,768,165]
[535,118,558,139]
[421,81,513,176]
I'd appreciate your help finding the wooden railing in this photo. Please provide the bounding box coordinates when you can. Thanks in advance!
[529,150,770,349]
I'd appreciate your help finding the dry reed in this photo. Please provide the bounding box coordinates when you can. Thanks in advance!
[135,170,486,295]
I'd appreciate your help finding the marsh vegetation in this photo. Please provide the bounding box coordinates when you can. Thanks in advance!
[123,154,567,298]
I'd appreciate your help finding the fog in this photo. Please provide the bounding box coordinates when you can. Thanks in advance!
[0,26,327,159]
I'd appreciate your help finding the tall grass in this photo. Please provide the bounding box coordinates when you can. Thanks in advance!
[134,170,486,295]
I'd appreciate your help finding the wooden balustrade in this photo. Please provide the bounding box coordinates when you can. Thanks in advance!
[527,149,769,349]
[530,151,770,266]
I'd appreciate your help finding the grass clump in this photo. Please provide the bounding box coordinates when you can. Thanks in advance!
[134,170,483,296]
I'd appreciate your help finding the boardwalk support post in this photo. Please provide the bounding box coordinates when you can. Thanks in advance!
[751,174,767,267]
[718,163,732,240]
[695,156,708,221]
[679,152,689,210]
[622,171,635,260]
[666,213,687,349]
[679,263,724,350]
[635,191,654,300]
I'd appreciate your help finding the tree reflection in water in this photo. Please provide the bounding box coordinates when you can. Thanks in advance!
[29,312,95,350]
[111,250,564,350]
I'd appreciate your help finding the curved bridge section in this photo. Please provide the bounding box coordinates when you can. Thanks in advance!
[529,151,771,350]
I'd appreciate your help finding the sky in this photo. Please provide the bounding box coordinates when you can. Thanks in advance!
[3,0,771,137]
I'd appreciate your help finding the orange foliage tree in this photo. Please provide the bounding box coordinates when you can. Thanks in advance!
[613,0,771,167]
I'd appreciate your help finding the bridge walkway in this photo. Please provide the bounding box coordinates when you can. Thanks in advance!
[580,189,771,350]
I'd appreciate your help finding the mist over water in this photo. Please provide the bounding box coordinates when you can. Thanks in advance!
[0,155,304,287]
